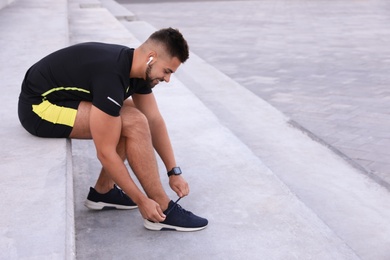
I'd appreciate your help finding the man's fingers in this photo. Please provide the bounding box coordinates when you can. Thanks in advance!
[150,204,165,222]
[146,210,165,223]
[156,205,166,219]
[184,184,190,196]
[180,184,189,197]
[173,182,189,198]
[176,189,183,198]
[139,198,166,223]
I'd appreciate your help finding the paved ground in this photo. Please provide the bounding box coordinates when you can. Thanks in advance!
[69,1,390,259]
[2,0,390,259]
[120,0,390,189]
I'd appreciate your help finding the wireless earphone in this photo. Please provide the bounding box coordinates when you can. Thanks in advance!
[147,57,153,65]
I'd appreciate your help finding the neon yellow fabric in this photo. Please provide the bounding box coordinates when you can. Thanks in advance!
[41,86,90,97]
[32,100,77,127]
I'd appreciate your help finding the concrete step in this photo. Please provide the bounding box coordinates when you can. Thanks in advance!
[100,0,135,21]
[71,80,359,258]
[121,20,390,259]
[0,0,75,259]
[67,0,390,259]
[0,0,14,10]
[68,0,138,45]
[70,3,360,259]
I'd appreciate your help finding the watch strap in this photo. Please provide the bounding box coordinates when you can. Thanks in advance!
[167,167,182,177]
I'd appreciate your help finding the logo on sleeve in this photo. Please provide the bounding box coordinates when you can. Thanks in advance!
[107,96,121,107]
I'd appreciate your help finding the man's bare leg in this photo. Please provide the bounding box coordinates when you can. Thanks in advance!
[70,102,123,194]
[92,137,126,193]
[120,102,171,211]
[70,101,170,211]
[68,102,111,192]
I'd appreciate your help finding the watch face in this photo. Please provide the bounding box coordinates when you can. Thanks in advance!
[173,167,181,174]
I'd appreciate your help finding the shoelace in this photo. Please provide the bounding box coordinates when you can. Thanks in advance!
[164,197,182,216]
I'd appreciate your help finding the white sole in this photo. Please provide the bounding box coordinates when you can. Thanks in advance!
[143,219,208,232]
[84,199,138,210]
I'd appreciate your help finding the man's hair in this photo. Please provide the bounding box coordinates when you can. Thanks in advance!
[148,27,189,63]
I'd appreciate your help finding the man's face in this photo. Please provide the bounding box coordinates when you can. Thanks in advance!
[145,56,181,88]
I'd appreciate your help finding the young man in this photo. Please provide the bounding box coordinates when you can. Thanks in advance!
[18,28,208,232]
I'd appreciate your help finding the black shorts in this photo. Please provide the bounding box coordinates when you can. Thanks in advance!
[18,96,80,138]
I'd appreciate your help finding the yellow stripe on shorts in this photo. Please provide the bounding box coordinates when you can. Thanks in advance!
[32,100,77,127]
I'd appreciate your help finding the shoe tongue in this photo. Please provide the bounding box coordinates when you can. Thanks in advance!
[164,200,176,214]
[168,200,175,209]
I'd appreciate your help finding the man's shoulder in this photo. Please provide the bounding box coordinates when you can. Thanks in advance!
[71,42,130,51]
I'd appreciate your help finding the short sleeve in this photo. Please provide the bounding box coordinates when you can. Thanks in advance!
[91,74,126,117]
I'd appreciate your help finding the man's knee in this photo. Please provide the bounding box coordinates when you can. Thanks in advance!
[123,98,135,108]
[120,107,149,137]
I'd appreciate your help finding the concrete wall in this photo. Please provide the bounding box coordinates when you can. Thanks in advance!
[0,0,14,10]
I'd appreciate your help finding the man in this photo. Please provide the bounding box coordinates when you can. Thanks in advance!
[18,28,208,232]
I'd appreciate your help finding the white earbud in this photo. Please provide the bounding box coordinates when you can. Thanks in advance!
[147,57,153,65]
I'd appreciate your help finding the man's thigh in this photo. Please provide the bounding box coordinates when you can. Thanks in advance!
[69,101,93,139]
[69,98,134,139]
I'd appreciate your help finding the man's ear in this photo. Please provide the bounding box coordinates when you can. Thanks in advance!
[147,51,157,64]
[147,57,153,65]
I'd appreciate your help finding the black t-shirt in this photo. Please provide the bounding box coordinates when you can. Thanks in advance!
[20,42,151,116]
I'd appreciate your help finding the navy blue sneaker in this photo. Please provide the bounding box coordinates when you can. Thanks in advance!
[84,185,138,210]
[144,200,208,231]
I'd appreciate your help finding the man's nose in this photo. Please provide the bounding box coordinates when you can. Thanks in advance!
[164,74,171,83]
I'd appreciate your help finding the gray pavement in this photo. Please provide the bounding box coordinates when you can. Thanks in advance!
[72,1,390,259]
[123,0,390,190]
[1,0,390,259]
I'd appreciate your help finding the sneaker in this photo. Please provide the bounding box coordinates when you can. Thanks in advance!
[84,185,138,210]
[144,200,208,232]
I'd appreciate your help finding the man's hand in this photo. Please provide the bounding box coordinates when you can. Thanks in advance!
[137,197,166,223]
[169,175,189,198]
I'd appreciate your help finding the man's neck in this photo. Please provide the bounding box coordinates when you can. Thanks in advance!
[129,48,145,79]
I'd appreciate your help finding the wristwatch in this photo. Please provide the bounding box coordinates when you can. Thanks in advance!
[167,167,182,177]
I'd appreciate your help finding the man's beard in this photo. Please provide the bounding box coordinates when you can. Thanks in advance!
[145,64,160,88]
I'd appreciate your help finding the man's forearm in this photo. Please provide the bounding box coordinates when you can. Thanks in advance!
[149,117,177,171]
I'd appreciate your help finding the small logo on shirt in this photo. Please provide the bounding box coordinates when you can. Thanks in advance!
[107,96,121,107]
